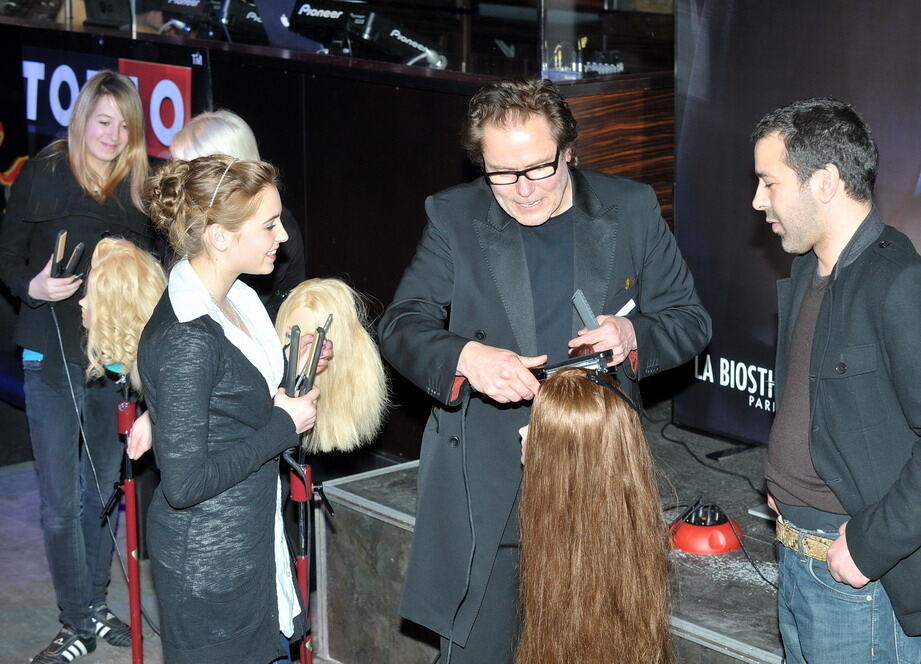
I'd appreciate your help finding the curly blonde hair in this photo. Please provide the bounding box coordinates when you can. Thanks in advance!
[276,278,388,452]
[84,238,166,391]
[144,155,278,260]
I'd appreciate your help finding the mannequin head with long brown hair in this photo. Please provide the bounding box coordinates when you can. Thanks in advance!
[517,367,672,664]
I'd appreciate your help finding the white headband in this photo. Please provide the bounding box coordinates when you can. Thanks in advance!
[208,158,238,208]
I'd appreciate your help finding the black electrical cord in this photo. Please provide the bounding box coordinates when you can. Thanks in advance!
[659,422,764,497]
[51,305,162,637]
[643,407,671,424]
[729,519,778,590]
[445,396,475,664]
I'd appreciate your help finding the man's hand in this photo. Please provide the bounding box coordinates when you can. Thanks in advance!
[568,315,637,365]
[28,254,83,302]
[457,341,546,403]
[767,493,779,514]
[126,411,153,460]
[827,521,871,588]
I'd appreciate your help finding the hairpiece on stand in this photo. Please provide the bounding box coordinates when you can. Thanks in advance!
[208,158,238,208]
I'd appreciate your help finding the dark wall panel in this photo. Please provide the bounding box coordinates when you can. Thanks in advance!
[569,86,674,220]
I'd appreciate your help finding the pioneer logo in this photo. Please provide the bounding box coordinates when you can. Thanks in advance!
[389,29,426,53]
[297,4,342,19]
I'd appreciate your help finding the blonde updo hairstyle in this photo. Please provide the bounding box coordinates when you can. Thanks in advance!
[145,155,278,259]
[85,238,167,392]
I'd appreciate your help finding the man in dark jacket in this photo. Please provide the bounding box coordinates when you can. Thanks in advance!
[379,78,710,662]
[754,97,921,663]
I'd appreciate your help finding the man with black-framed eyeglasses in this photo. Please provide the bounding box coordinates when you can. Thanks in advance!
[379,78,710,663]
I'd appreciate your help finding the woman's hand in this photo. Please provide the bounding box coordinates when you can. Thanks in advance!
[126,411,153,460]
[28,254,83,302]
[317,338,333,374]
[298,333,334,375]
[275,386,320,434]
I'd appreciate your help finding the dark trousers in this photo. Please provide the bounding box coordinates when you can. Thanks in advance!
[24,360,123,634]
[440,509,520,664]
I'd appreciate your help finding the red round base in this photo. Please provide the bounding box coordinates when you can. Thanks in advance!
[672,520,743,555]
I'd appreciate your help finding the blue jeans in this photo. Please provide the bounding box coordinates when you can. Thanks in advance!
[273,632,292,663]
[24,360,124,634]
[777,530,921,663]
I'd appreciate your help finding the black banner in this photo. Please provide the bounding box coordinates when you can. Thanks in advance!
[673,0,921,444]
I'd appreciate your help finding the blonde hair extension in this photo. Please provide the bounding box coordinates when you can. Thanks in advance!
[276,278,388,452]
[84,238,166,392]
[517,367,673,664]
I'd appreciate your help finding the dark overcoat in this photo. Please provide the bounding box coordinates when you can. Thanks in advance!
[775,210,921,635]
[378,169,711,644]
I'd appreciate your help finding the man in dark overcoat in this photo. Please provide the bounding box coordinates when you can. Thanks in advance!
[753,97,921,663]
[379,78,711,662]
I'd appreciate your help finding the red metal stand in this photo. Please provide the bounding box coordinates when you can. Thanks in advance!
[289,459,313,664]
[117,399,144,664]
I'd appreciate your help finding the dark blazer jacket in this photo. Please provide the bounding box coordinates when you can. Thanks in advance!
[0,148,153,385]
[378,170,711,643]
[138,294,305,664]
[775,209,921,635]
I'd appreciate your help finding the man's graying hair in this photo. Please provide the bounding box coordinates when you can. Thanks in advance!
[752,97,878,202]
[463,78,578,166]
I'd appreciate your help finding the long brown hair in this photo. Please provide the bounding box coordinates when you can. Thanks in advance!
[517,367,672,664]
[59,70,148,209]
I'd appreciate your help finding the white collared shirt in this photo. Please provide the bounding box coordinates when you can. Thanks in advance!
[167,259,300,637]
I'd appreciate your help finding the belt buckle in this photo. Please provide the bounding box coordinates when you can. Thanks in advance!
[776,516,831,562]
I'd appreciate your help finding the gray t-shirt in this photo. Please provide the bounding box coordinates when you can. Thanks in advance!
[764,273,848,521]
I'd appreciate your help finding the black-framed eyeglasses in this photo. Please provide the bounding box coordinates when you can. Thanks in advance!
[483,148,561,185]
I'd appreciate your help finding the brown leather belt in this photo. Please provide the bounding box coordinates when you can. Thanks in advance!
[775,516,834,562]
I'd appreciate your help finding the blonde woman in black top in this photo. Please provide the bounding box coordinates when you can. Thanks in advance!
[139,155,318,664]
[0,70,152,664]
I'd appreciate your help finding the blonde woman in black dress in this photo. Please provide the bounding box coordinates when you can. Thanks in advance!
[139,155,318,663]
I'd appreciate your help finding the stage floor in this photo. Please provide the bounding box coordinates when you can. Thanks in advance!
[0,462,337,664]
[0,401,781,663]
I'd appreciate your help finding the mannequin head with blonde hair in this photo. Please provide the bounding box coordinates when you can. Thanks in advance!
[517,368,672,664]
[81,238,166,391]
[276,278,387,452]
